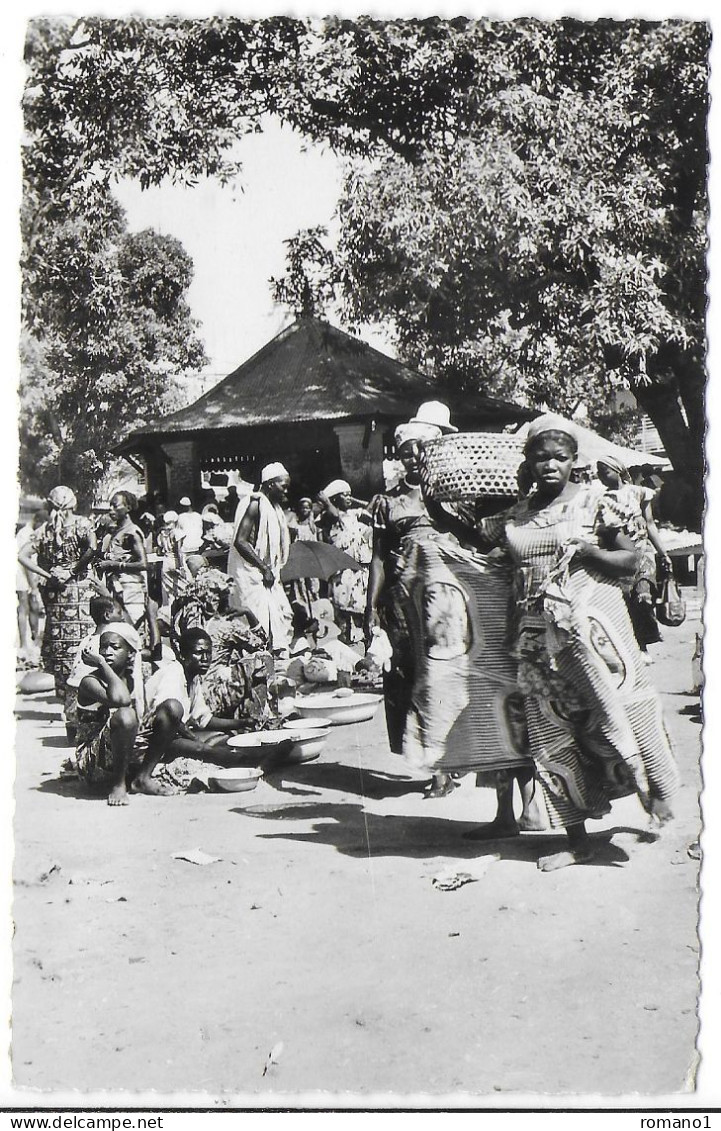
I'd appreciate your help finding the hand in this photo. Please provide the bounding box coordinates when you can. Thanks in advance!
[80,650,105,669]
[659,554,673,574]
[567,538,595,562]
[363,608,380,647]
[51,566,72,584]
[262,566,275,588]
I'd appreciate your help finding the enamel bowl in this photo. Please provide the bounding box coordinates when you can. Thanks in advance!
[208,767,263,793]
[292,692,382,726]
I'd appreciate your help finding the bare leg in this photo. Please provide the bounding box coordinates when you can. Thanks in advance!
[131,699,182,797]
[517,769,546,831]
[17,592,31,656]
[106,706,138,806]
[538,821,594,871]
[463,772,519,839]
[425,771,458,799]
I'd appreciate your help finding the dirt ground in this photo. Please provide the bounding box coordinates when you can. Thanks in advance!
[11,598,702,1105]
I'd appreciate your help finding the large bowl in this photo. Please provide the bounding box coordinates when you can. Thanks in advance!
[226,733,265,749]
[280,727,329,763]
[292,692,382,726]
[282,717,334,732]
[208,767,263,793]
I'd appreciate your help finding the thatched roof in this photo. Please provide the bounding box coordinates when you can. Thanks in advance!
[119,316,532,449]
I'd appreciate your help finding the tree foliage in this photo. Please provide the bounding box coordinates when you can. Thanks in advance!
[22,16,710,521]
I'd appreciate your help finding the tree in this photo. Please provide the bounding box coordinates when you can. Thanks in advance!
[21,17,710,521]
[20,196,207,502]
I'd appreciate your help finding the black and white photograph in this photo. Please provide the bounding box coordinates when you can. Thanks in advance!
[4,1,719,1115]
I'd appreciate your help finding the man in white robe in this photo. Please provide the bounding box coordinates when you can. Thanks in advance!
[227,463,293,653]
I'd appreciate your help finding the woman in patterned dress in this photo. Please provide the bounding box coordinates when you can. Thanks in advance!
[365,419,463,798]
[96,491,148,635]
[596,457,672,654]
[170,567,273,724]
[469,416,679,870]
[18,486,97,741]
[317,479,373,643]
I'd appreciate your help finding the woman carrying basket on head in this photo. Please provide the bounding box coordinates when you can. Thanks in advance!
[446,415,679,869]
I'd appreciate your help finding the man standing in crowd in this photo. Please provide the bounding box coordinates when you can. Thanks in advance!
[175,496,204,559]
[226,463,293,655]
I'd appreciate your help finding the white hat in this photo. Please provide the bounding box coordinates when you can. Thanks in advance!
[323,479,351,499]
[163,510,179,523]
[409,401,457,434]
[260,462,289,483]
[179,496,192,507]
[394,421,442,449]
[202,511,222,526]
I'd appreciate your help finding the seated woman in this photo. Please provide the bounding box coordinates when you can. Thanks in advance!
[75,623,146,807]
[170,567,272,724]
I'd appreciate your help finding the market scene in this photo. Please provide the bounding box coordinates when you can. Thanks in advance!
[12,15,709,1106]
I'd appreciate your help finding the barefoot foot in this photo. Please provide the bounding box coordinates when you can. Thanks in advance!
[107,784,129,807]
[537,847,593,871]
[648,797,674,826]
[130,776,174,797]
[424,774,458,799]
[518,812,547,833]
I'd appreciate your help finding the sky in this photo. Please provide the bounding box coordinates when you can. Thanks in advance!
[113,118,390,388]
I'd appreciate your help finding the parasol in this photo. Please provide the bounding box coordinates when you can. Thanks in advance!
[280,540,364,583]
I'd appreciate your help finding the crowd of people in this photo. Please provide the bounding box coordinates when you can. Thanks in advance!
[16,402,683,870]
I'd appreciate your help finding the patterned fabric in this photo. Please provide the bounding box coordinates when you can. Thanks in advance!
[101,524,147,631]
[371,480,454,754]
[75,701,141,786]
[323,509,373,641]
[477,482,679,828]
[32,514,95,712]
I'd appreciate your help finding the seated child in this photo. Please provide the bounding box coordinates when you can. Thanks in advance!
[75,622,146,806]
[65,594,129,745]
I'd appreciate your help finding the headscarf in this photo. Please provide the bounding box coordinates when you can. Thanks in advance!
[98,622,142,653]
[597,455,631,484]
[260,462,289,483]
[523,414,579,454]
[323,479,351,499]
[47,486,78,548]
[97,622,145,717]
[394,422,443,449]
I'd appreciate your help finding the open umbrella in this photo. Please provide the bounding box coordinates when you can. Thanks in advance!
[280,540,363,582]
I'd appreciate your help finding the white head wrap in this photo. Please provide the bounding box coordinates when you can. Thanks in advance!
[260,462,289,483]
[99,622,143,653]
[524,414,578,452]
[394,422,443,449]
[323,479,351,499]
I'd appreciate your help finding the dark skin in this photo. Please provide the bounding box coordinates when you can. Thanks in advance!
[95,494,148,579]
[18,499,97,588]
[77,632,139,807]
[234,476,290,588]
[130,636,247,796]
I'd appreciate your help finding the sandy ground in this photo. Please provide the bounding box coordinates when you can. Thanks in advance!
[11,600,702,1104]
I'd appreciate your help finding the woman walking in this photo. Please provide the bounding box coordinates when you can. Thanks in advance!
[466,416,679,869]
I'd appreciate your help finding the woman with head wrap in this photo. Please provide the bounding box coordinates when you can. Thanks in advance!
[18,486,97,741]
[96,491,149,635]
[596,456,672,656]
[317,479,373,643]
[285,496,321,612]
[170,566,272,724]
[462,414,679,868]
[364,405,461,798]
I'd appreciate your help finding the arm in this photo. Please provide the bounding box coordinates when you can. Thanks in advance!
[363,530,387,645]
[233,499,274,587]
[98,530,147,575]
[76,655,132,708]
[569,532,640,579]
[18,547,52,582]
[422,492,495,552]
[641,498,671,564]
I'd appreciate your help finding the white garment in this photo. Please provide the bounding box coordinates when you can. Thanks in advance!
[144,659,212,729]
[227,491,292,651]
[176,511,204,554]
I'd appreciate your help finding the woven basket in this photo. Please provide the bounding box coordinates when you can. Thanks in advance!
[419,432,524,501]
